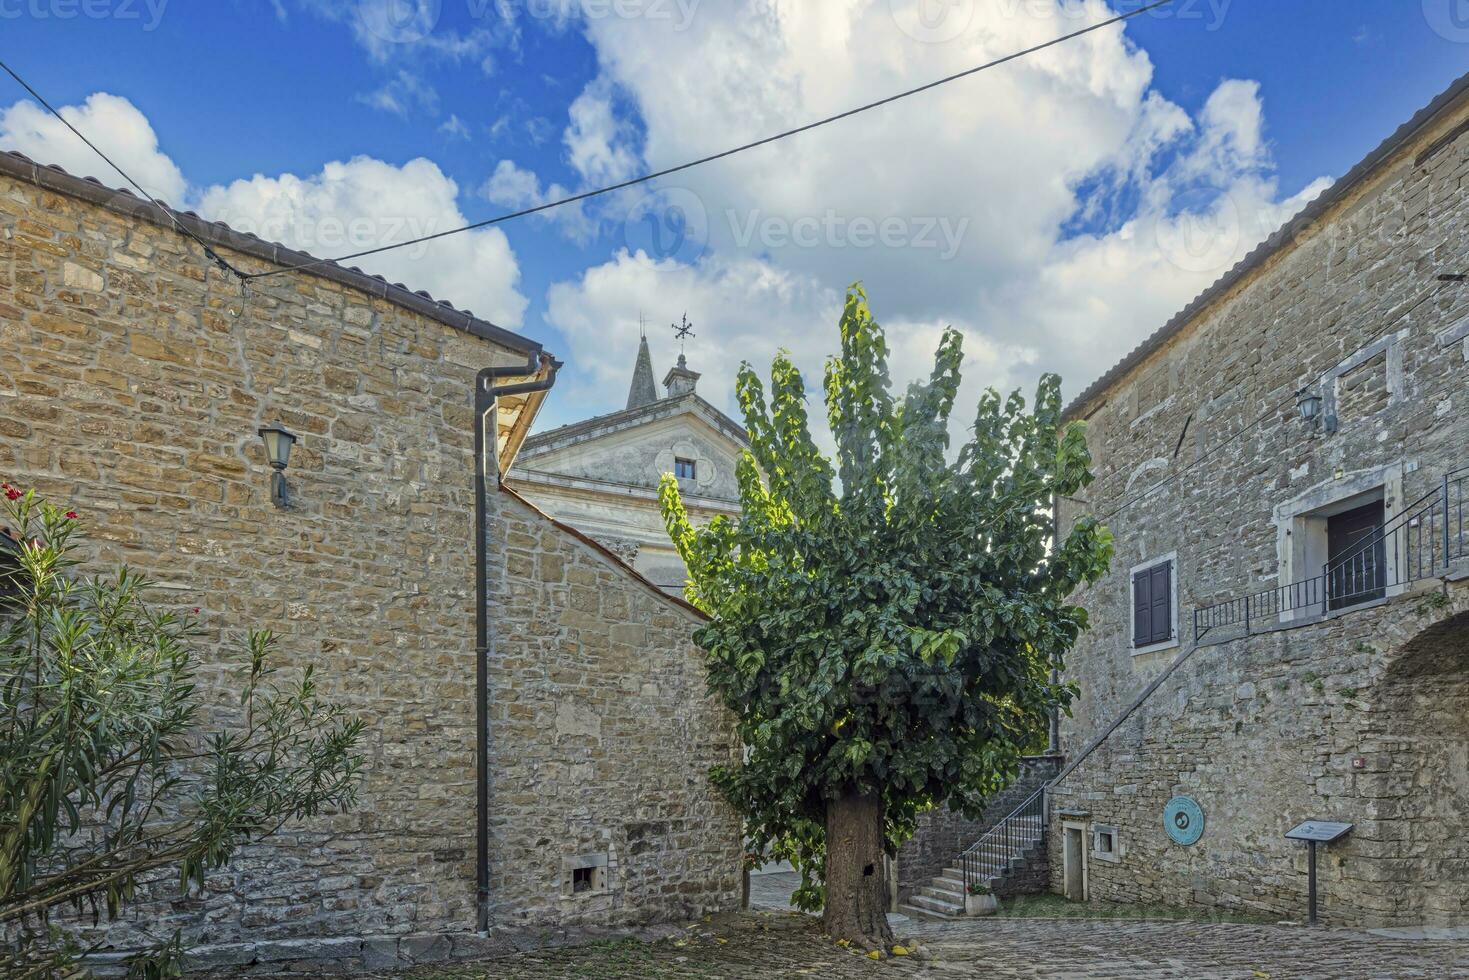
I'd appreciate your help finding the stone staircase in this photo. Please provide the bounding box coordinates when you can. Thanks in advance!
[899,793,1048,919]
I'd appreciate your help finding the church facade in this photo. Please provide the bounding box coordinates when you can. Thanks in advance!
[508,338,750,593]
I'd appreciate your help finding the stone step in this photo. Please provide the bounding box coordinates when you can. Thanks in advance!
[942,866,1004,885]
[897,902,961,921]
[919,881,966,903]
[904,899,963,922]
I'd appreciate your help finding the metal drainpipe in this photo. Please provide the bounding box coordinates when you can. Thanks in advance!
[1048,493,1061,755]
[474,352,561,935]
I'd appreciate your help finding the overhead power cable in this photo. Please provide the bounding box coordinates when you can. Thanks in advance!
[0,57,247,280]
[241,0,1177,282]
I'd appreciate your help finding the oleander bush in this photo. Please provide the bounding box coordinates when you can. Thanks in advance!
[0,484,365,978]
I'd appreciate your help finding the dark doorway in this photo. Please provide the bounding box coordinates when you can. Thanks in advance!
[1327,501,1385,609]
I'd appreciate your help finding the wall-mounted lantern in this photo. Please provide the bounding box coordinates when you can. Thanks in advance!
[257,421,297,508]
[1295,388,1324,426]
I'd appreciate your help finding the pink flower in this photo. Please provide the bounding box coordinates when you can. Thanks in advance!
[2,484,20,502]
[64,511,79,520]
[192,607,200,614]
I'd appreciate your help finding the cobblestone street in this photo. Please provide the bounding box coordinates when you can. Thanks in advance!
[388,909,1469,979]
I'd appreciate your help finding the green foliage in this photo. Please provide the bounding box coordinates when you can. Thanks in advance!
[660,285,1111,899]
[0,488,365,978]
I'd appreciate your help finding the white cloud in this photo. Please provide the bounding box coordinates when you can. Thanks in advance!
[563,76,640,185]
[481,159,597,242]
[438,113,473,140]
[544,247,1037,449]
[200,156,528,327]
[297,0,515,64]
[0,89,529,332]
[536,0,1329,418]
[357,69,440,117]
[0,92,187,205]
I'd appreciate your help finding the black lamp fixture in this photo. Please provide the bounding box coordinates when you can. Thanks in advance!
[257,421,297,508]
[1295,388,1324,426]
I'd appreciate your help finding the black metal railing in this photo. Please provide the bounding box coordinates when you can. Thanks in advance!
[1194,467,1468,642]
[960,785,1046,895]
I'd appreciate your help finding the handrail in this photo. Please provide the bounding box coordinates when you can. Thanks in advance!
[960,785,1047,894]
[1194,468,1467,643]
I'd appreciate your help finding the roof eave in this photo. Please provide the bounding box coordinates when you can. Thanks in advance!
[1062,70,1469,423]
[0,150,544,358]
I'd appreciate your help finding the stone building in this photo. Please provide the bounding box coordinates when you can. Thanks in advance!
[0,149,742,971]
[508,336,748,592]
[1045,71,1469,926]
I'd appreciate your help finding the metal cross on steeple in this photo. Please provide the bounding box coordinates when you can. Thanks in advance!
[671,313,695,352]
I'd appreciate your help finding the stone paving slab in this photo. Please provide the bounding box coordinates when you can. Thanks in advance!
[374,910,1469,980]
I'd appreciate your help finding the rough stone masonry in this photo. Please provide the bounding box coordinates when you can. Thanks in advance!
[1049,76,1469,926]
[0,151,742,972]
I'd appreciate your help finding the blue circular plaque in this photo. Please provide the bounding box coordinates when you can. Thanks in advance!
[1164,796,1205,845]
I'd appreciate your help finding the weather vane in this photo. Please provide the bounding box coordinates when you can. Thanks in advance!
[671,313,695,353]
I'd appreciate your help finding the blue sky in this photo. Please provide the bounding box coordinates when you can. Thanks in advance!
[2,1,1466,431]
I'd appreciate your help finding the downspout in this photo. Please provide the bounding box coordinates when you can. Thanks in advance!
[1048,493,1061,755]
[475,352,560,935]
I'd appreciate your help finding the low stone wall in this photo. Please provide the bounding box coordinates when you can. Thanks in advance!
[897,756,1060,902]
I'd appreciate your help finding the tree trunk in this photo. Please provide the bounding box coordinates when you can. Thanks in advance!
[822,788,894,949]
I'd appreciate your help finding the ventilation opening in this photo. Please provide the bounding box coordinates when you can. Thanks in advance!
[563,854,609,897]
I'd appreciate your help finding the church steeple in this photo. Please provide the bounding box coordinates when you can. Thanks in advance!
[626,335,659,410]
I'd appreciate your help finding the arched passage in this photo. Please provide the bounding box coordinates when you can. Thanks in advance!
[1366,607,1469,925]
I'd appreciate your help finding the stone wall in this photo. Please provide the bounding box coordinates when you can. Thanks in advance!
[1049,582,1469,924]
[484,488,743,935]
[0,161,740,969]
[897,756,1060,902]
[1049,89,1469,925]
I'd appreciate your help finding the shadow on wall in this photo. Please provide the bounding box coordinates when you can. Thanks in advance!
[1366,606,1469,926]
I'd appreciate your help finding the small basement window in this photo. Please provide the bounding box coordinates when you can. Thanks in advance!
[562,853,609,897]
[1092,825,1121,864]
[674,457,697,481]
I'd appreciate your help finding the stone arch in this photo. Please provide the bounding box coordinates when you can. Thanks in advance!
[1362,607,1469,925]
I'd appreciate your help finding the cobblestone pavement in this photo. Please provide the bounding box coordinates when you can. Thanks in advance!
[389,909,1469,979]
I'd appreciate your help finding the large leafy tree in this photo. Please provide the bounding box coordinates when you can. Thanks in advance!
[0,487,365,977]
[660,287,1110,948]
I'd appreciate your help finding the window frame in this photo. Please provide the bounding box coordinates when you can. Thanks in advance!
[673,457,697,481]
[1128,552,1178,655]
[1091,824,1122,864]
